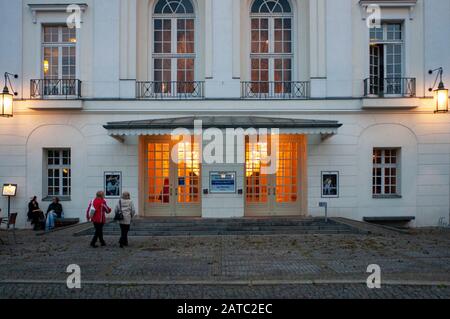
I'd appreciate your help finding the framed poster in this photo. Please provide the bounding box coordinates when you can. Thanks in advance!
[104,172,122,198]
[2,184,17,197]
[210,172,236,194]
[321,171,339,198]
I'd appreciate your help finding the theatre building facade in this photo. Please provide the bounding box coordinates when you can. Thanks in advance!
[0,0,449,228]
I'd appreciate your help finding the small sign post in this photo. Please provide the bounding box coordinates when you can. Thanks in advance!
[319,202,328,223]
[2,184,17,229]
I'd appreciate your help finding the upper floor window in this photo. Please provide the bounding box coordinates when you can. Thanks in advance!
[250,0,293,94]
[42,26,76,80]
[153,0,195,94]
[368,23,404,95]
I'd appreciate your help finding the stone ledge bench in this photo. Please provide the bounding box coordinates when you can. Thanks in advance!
[54,218,80,228]
[363,216,415,230]
[363,216,416,223]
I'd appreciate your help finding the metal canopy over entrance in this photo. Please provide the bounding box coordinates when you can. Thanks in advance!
[104,116,342,139]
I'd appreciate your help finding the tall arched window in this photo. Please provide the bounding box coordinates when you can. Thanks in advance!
[153,0,195,94]
[250,0,293,95]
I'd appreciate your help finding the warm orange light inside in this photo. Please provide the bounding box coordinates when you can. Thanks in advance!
[43,60,49,74]
[435,88,449,113]
[0,92,13,117]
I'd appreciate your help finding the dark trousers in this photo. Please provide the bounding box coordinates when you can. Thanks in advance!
[119,224,130,246]
[91,223,105,245]
[31,211,45,230]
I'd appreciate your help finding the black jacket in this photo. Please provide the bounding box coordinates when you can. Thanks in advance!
[27,201,40,220]
[47,202,63,218]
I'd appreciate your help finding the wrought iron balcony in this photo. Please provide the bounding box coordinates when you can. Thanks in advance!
[136,81,204,99]
[364,77,416,97]
[241,81,310,99]
[30,79,82,99]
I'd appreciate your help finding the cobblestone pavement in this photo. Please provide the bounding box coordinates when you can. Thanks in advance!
[1,224,450,298]
[1,283,449,299]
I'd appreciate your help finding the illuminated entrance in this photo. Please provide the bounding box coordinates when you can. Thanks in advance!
[142,136,201,217]
[245,134,307,216]
[107,116,341,218]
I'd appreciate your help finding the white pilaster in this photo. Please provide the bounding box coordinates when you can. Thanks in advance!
[205,0,240,98]
[309,0,327,98]
[120,0,137,98]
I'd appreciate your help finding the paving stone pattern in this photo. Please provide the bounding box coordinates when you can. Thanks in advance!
[1,222,450,299]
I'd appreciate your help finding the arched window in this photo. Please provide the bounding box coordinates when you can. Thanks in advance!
[250,0,293,95]
[153,0,195,94]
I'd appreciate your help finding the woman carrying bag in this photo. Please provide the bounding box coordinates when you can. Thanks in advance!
[86,191,112,248]
[114,192,136,248]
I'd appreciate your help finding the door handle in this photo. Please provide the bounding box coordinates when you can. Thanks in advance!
[170,188,173,196]
[273,188,276,196]
[268,188,271,196]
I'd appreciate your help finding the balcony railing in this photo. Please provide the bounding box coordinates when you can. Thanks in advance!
[30,79,82,99]
[136,81,204,99]
[241,81,310,99]
[364,77,416,97]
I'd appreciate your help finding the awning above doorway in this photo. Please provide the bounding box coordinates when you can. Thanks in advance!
[103,116,342,141]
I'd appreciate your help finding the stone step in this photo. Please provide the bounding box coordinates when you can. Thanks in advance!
[84,229,355,236]
[75,218,361,237]
[106,220,339,228]
[103,225,350,232]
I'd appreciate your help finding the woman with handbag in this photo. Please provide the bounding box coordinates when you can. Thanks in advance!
[86,191,112,248]
[114,192,136,248]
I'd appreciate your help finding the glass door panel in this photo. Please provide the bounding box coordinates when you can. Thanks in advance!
[177,140,200,204]
[245,139,269,204]
[276,140,298,203]
[147,142,171,204]
[144,136,201,217]
[245,135,302,216]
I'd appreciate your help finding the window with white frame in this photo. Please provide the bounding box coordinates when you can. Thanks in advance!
[373,148,400,196]
[42,26,77,80]
[46,149,71,198]
[369,22,404,95]
[153,0,195,94]
[250,0,293,94]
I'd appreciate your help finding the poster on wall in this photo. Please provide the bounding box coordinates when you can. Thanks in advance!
[321,171,339,198]
[104,172,122,198]
[210,172,236,194]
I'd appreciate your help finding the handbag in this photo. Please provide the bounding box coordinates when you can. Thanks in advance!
[88,200,96,219]
[114,200,124,221]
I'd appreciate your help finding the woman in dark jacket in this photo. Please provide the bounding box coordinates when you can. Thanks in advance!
[28,196,44,230]
[47,197,63,218]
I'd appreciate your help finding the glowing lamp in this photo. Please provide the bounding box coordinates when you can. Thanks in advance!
[0,73,18,118]
[429,68,449,113]
[434,82,448,113]
[43,60,49,74]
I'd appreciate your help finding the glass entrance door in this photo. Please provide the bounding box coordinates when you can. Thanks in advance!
[245,135,302,216]
[144,136,201,217]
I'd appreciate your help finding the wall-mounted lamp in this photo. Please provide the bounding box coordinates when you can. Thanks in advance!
[0,72,18,118]
[429,68,448,113]
[43,60,49,74]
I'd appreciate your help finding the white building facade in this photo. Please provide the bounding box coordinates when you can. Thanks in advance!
[0,0,449,228]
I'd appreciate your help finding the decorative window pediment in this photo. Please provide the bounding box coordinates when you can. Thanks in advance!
[359,0,417,20]
[28,3,88,24]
